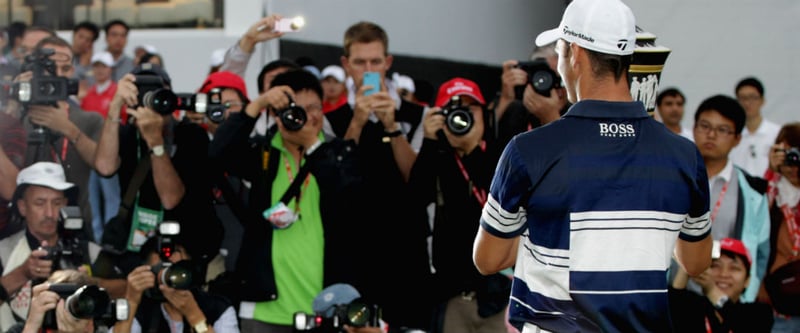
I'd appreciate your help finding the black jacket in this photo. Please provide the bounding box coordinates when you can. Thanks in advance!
[209,111,363,302]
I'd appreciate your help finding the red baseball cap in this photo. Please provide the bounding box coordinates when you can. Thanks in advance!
[198,71,249,103]
[435,77,485,108]
[719,237,751,267]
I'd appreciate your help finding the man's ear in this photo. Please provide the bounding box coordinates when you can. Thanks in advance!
[16,198,26,217]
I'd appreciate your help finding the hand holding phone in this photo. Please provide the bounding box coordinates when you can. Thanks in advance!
[363,72,381,96]
[270,17,305,33]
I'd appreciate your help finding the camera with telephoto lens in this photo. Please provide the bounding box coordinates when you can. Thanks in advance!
[276,93,307,131]
[785,147,800,167]
[514,57,561,99]
[0,48,79,108]
[134,75,226,123]
[39,206,86,269]
[145,221,201,301]
[41,283,129,329]
[437,95,474,136]
[293,299,381,332]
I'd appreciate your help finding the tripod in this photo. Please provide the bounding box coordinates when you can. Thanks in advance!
[23,105,64,167]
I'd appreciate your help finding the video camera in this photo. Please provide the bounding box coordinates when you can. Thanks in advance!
[514,57,561,99]
[41,283,128,329]
[293,299,381,332]
[133,73,226,123]
[436,95,474,136]
[275,93,307,131]
[0,48,78,107]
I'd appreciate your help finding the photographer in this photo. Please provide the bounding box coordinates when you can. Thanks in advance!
[409,78,509,333]
[492,42,569,150]
[209,69,363,333]
[94,64,222,275]
[8,35,104,242]
[0,162,125,332]
[111,234,237,333]
[9,269,99,333]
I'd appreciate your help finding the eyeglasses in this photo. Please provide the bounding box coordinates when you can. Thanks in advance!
[695,121,736,137]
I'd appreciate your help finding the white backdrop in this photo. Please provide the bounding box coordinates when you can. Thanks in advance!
[58,0,798,129]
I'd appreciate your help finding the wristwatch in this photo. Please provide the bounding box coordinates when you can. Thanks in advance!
[150,144,165,157]
[192,320,209,333]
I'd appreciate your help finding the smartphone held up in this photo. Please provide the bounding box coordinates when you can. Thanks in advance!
[258,16,306,33]
[363,72,381,96]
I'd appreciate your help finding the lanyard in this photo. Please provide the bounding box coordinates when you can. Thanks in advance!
[454,153,486,206]
[709,179,730,224]
[779,204,800,257]
[283,154,310,210]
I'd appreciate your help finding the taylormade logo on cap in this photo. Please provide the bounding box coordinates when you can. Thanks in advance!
[535,0,636,56]
[563,26,594,43]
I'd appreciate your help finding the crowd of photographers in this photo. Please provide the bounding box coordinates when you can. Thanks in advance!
[0,7,798,333]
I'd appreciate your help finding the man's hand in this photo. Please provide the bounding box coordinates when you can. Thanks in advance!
[127,107,165,148]
[422,107,445,140]
[27,101,73,135]
[27,243,53,280]
[160,284,203,321]
[501,60,527,101]
[110,74,139,116]
[240,15,286,53]
[370,92,397,131]
[125,265,155,306]
[23,283,58,332]
[522,85,565,122]
[769,143,787,173]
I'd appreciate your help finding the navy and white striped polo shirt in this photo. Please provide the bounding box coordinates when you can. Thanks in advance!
[481,100,711,333]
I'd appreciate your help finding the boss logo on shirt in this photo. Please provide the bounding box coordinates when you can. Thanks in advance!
[599,123,635,137]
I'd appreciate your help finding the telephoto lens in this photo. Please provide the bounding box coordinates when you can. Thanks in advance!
[154,260,196,290]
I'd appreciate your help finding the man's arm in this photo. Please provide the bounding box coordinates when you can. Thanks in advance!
[674,234,712,276]
[95,75,138,176]
[26,102,99,166]
[473,228,519,275]
[219,15,285,77]
[0,145,18,200]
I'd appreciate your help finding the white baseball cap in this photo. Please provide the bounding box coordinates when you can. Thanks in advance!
[16,162,74,191]
[392,72,415,94]
[535,0,636,56]
[320,65,346,83]
[91,51,114,67]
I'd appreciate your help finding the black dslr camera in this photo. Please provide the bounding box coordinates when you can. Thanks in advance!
[437,95,474,136]
[0,48,79,107]
[785,147,800,167]
[133,75,226,123]
[40,207,87,269]
[514,57,561,99]
[293,299,381,332]
[145,222,201,301]
[41,283,129,329]
[275,94,307,131]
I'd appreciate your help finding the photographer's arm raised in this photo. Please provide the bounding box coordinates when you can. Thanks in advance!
[94,75,137,176]
[220,15,284,77]
[27,101,98,167]
[128,106,185,210]
[0,146,18,201]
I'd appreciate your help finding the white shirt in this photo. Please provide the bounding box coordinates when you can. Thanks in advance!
[729,118,781,177]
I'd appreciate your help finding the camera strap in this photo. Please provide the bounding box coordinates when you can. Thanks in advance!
[278,161,311,206]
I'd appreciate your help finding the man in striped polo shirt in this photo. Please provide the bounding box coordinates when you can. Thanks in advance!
[472,0,713,332]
